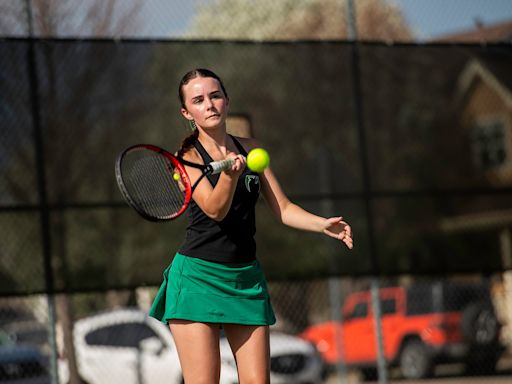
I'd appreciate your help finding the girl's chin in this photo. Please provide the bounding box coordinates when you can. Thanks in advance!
[202,121,225,130]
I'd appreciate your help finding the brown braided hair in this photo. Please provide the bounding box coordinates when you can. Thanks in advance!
[177,69,228,158]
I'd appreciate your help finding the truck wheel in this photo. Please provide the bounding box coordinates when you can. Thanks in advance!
[399,340,432,379]
[462,302,499,345]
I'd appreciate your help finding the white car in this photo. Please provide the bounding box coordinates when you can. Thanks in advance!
[59,308,325,384]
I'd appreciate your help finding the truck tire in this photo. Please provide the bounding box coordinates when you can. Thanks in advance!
[462,302,499,345]
[399,340,432,380]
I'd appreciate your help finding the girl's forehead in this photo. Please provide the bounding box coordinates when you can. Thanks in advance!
[184,77,221,96]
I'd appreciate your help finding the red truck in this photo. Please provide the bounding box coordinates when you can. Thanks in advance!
[300,282,504,379]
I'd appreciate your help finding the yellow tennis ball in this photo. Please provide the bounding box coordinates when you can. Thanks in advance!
[173,172,180,181]
[247,148,270,173]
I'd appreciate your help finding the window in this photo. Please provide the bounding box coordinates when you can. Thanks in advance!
[380,298,396,316]
[406,285,435,315]
[85,322,157,348]
[348,302,368,319]
[470,120,507,170]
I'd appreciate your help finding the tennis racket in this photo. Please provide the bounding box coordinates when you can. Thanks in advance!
[115,144,234,221]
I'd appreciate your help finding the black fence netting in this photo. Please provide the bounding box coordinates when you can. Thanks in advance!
[1,38,512,294]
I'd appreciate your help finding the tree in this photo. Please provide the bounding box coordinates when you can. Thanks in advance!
[0,0,142,37]
[187,0,413,41]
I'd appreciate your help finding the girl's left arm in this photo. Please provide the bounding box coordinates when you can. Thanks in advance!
[260,166,353,249]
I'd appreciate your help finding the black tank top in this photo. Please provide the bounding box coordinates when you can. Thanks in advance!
[178,136,261,263]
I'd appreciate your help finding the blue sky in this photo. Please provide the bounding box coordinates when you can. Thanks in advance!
[394,0,512,39]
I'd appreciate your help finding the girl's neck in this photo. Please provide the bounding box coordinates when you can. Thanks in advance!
[198,127,230,155]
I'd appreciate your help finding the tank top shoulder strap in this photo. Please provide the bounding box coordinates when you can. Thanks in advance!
[193,139,213,163]
[230,135,248,156]
[192,139,217,186]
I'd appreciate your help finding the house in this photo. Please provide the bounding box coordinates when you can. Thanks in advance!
[456,53,512,186]
[436,20,512,348]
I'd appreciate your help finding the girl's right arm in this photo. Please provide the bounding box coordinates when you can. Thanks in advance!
[183,150,246,221]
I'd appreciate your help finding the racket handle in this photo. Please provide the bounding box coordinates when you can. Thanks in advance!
[209,159,235,174]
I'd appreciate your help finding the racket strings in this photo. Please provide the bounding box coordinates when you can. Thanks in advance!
[121,150,186,219]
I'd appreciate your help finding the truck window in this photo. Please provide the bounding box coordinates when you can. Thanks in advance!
[380,298,396,316]
[347,302,368,320]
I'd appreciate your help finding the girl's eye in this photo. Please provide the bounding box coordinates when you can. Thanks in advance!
[192,98,202,104]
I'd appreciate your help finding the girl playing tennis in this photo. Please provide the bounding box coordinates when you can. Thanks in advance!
[149,68,353,383]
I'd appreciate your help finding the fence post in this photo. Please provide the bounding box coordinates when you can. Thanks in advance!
[370,278,388,383]
[345,0,388,382]
[328,277,349,384]
[24,1,60,383]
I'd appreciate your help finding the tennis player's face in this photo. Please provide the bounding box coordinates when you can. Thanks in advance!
[181,77,229,130]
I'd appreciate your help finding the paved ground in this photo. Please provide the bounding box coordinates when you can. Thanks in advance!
[326,353,512,384]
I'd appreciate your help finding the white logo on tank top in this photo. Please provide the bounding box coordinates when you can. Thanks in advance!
[245,175,260,193]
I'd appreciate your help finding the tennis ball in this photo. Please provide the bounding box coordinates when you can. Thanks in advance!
[173,172,180,181]
[247,148,270,173]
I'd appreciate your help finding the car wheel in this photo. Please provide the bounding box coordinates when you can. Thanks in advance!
[462,302,499,345]
[399,340,432,380]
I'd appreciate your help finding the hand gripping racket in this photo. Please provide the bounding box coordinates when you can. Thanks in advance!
[115,144,234,221]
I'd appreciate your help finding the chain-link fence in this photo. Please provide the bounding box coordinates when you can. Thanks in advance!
[1,277,511,383]
[1,1,512,383]
[2,37,511,288]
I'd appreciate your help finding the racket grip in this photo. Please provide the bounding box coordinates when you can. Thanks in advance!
[209,159,235,174]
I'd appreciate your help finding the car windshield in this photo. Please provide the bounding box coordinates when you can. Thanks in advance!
[85,322,158,348]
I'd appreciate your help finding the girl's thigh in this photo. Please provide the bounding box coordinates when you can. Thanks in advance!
[223,324,270,384]
[169,320,221,383]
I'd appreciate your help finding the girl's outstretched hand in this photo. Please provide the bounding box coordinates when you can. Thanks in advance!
[323,217,353,249]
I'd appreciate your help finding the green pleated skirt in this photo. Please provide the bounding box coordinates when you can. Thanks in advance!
[149,253,276,325]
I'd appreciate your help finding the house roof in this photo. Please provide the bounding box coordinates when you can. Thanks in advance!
[457,50,512,107]
[434,18,512,43]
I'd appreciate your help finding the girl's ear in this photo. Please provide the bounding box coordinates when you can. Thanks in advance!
[181,107,193,121]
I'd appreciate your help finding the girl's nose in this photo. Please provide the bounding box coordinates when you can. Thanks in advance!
[204,97,214,108]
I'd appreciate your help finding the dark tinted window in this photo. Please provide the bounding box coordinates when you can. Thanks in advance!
[380,298,396,316]
[85,322,157,348]
[406,284,435,315]
[0,308,34,326]
[348,302,368,319]
[442,285,490,311]
[15,328,48,346]
[406,282,491,315]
